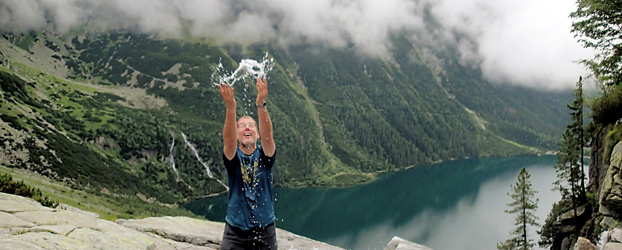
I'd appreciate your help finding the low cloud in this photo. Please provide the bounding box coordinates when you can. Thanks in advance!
[0,0,594,89]
[430,0,594,89]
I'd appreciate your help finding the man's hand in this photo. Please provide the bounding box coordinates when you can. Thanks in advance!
[256,77,268,106]
[218,83,236,108]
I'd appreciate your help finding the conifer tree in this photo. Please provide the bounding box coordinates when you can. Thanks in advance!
[498,167,539,250]
[552,78,586,237]
[568,78,586,201]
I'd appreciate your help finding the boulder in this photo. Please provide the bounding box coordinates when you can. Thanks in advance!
[609,228,622,243]
[384,236,434,250]
[558,204,589,225]
[574,237,597,250]
[604,242,622,250]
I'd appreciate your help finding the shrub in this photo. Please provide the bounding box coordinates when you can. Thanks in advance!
[0,172,59,208]
[591,86,622,125]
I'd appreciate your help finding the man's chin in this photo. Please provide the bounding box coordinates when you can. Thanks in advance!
[240,141,256,147]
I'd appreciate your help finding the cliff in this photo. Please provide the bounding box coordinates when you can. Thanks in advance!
[595,140,622,248]
[559,123,622,250]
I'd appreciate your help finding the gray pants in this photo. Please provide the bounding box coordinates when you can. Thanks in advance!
[221,222,278,250]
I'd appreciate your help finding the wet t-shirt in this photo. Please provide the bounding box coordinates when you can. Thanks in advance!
[223,145,276,231]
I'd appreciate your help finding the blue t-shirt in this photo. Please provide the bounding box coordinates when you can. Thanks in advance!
[223,145,276,230]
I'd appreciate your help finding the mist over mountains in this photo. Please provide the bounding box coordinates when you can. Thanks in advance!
[1,0,592,89]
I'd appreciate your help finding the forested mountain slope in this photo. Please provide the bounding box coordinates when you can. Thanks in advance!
[0,30,571,203]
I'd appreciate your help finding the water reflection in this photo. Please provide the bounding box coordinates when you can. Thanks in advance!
[184,155,559,250]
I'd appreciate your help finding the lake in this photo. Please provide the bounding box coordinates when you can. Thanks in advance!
[183,155,560,250]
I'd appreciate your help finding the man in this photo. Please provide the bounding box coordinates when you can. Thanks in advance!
[218,77,277,250]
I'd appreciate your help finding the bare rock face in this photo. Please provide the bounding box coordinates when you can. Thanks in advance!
[0,189,435,249]
[117,216,344,250]
[0,192,344,249]
[593,142,622,250]
[600,142,622,219]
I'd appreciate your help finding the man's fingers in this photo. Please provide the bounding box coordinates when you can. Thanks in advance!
[256,77,262,87]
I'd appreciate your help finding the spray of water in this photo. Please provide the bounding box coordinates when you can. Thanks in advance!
[211,53,274,87]
[211,53,275,115]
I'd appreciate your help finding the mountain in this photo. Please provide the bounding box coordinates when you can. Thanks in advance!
[0,29,572,204]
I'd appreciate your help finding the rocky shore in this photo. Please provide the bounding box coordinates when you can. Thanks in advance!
[0,192,431,249]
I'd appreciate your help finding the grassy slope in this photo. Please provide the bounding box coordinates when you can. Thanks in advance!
[0,165,197,220]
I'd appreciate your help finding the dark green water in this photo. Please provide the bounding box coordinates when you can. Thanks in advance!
[184,155,559,250]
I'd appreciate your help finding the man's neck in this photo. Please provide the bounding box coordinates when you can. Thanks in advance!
[239,142,257,155]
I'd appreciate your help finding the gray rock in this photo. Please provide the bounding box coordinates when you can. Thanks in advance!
[118,216,343,250]
[604,242,622,250]
[0,237,46,249]
[601,216,620,230]
[601,143,622,228]
[609,228,622,243]
[276,229,344,250]
[68,227,155,250]
[117,216,222,248]
[13,210,98,228]
[57,203,100,218]
[384,236,434,250]
[559,205,588,224]
[0,192,346,249]
[8,231,92,249]
[145,232,217,250]
[26,224,77,236]
[574,237,597,250]
[0,192,54,213]
[0,211,35,228]
[89,219,159,249]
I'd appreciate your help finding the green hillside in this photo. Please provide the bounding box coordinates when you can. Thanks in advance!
[0,30,571,205]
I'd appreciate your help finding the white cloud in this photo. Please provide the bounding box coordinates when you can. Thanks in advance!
[0,0,595,89]
[429,0,594,89]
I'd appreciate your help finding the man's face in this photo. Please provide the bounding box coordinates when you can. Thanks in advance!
[237,117,259,146]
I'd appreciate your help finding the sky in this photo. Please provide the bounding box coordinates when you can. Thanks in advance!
[0,0,595,90]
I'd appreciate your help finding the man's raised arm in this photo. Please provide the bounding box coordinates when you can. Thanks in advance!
[219,83,237,160]
[256,77,275,157]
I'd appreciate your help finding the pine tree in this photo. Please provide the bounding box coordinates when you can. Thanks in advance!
[498,167,539,250]
[569,78,586,201]
[552,78,586,236]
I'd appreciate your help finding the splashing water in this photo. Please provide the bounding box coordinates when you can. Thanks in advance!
[211,53,274,115]
[211,53,274,87]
